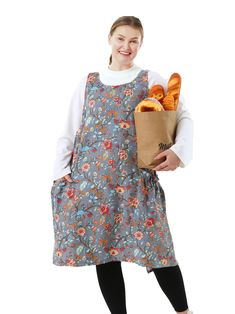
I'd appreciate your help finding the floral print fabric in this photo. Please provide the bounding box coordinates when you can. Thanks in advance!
[51,70,178,273]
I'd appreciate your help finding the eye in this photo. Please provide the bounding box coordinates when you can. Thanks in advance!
[118,37,124,41]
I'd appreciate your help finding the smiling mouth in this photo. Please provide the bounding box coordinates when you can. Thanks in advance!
[119,51,131,55]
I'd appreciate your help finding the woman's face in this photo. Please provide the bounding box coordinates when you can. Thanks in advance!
[108,25,142,69]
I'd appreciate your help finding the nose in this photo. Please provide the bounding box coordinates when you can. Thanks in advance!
[123,40,131,51]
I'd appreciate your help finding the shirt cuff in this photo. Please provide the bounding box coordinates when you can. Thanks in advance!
[53,167,72,182]
[169,145,186,168]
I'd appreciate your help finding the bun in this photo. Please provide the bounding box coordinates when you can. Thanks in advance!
[135,98,165,112]
[147,85,165,103]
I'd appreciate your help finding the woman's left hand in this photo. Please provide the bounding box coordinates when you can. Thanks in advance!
[152,149,181,171]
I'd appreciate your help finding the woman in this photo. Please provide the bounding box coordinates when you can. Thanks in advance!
[51,16,194,314]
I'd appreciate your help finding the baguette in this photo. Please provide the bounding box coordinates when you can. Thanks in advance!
[167,72,181,110]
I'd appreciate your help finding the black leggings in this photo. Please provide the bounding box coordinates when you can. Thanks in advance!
[96,261,189,313]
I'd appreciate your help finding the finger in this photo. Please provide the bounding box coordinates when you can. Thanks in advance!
[64,175,73,182]
[154,160,169,171]
[154,149,169,160]
[154,152,166,160]
[160,165,171,171]
[161,164,179,171]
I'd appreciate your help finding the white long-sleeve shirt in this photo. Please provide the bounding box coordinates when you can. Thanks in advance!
[52,64,193,181]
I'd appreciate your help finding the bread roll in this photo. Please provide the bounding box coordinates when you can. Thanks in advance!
[147,84,165,103]
[135,98,165,112]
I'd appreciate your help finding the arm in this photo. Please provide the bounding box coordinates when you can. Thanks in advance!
[148,70,194,167]
[52,75,87,181]
[170,94,194,167]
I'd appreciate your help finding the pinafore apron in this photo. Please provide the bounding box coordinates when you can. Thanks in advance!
[51,69,178,273]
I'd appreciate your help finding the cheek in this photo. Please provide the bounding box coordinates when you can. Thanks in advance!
[111,41,121,49]
[132,45,140,52]
[130,49,138,56]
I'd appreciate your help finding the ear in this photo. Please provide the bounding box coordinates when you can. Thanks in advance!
[108,34,111,45]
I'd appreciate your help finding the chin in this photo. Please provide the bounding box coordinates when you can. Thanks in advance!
[117,55,134,63]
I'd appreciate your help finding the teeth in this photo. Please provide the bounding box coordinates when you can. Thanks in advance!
[119,51,130,55]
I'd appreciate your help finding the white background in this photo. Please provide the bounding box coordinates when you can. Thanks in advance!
[1,0,234,313]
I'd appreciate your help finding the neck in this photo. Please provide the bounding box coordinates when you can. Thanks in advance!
[108,62,134,71]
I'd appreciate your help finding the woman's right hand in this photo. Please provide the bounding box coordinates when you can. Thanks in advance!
[53,173,73,184]
[63,174,73,182]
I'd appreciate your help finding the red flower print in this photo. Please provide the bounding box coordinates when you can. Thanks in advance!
[124,88,133,96]
[66,258,76,266]
[107,109,116,117]
[109,247,119,256]
[104,223,111,231]
[128,197,139,208]
[141,186,149,195]
[88,99,95,108]
[102,139,112,150]
[118,149,128,160]
[161,258,169,266]
[77,227,86,236]
[66,188,75,199]
[56,249,63,257]
[98,239,108,246]
[82,163,90,172]
[54,214,60,222]
[119,120,130,129]
[87,74,96,83]
[98,204,110,215]
[102,174,112,182]
[134,231,143,240]
[108,159,115,166]
[144,217,155,228]
[113,119,119,124]
[114,213,123,223]
[115,185,125,193]
[113,96,121,102]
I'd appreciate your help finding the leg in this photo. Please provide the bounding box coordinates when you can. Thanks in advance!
[96,261,127,314]
[153,265,189,313]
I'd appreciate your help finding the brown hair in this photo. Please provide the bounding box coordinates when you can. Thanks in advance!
[108,16,144,65]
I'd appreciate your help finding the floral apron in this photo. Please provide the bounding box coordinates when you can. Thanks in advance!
[51,69,178,274]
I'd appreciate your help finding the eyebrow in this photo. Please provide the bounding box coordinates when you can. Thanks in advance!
[117,34,139,39]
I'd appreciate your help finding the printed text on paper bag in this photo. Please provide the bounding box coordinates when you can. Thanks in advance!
[158,143,173,150]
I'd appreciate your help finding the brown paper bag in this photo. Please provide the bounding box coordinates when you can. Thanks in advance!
[134,111,177,169]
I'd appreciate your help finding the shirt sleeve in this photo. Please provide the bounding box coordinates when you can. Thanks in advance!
[52,75,87,181]
[148,70,194,168]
